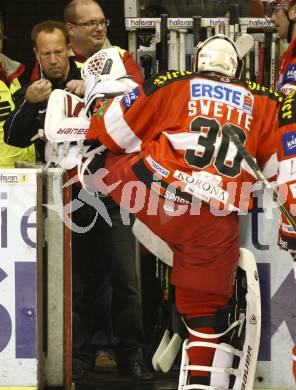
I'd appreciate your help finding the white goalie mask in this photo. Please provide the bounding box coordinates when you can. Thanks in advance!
[81,47,138,118]
[81,47,127,81]
[192,34,243,78]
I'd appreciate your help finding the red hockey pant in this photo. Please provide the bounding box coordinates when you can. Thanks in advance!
[99,153,240,375]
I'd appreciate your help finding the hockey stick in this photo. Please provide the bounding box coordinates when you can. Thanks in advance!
[229,4,235,42]
[270,33,277,89]
[254,39,259,83]
[146,261,170,369]
[156,14,168,73]
[258,41,265,84]
[192,16,202,47]
[229,3,239,42]
[263,28,273,88]
[152,279,184,373]
[155,299,184,373]
[249,47,256,82]
[223,124,296,231]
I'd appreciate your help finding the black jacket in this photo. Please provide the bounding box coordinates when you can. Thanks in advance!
[3,57,82,161]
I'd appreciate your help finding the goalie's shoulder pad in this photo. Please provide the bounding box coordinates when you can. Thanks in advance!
[143,70,193,96]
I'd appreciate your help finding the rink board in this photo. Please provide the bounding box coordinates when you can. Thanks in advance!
[0,169,294,389]
[0,169,72,389]
[0,169,43,388]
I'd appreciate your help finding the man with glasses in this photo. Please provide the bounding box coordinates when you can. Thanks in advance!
[63,0,152,384]
[268,0,296,94]
[64,0,143,82]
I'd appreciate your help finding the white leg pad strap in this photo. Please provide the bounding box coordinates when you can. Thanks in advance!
[178,248,261,390]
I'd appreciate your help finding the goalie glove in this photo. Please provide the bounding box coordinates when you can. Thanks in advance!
[84,74,132,118]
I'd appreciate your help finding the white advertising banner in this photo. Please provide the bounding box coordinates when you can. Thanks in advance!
[0,169,42,388]
[240,191,295,389]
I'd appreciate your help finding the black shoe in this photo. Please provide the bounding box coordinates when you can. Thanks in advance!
[72,358,91,383]
[118,358,154,381]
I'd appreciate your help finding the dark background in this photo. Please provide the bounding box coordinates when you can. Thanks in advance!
[0,0,126,81]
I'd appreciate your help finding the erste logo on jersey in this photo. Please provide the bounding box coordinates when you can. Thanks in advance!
[190,79,254,114]
[284,64,296,83]
[282,131,296,156]
[122,87,140,110]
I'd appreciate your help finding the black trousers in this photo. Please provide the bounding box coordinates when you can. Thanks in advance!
[71,186,146,364]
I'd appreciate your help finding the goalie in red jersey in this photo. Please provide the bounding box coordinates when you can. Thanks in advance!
[83,34,282,389]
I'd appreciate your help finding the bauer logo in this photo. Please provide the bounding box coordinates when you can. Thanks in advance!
[190,79,254,114]
[122,87,140,110]
[282,131,296,156]
[284,64,296,83]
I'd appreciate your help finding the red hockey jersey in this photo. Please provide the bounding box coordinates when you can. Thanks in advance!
[276,38,296,95]
[277,89,296,252]
[88,71,282,212]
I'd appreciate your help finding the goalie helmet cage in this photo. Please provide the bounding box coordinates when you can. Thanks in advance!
[125,0,281,88]
[124,1,295,389]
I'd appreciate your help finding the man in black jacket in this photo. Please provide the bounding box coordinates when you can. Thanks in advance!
[4,18,152,384]
[4,20,83,159]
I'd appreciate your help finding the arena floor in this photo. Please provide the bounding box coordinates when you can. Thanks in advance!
[75,371,178,389]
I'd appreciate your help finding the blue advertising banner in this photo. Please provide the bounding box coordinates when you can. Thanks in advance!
[0,170,41,387]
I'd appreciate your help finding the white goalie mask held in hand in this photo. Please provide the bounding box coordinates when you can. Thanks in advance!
[44,47,138,171]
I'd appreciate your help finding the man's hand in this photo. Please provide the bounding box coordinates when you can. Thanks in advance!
[65,79,84,97]
[25,79,52,103]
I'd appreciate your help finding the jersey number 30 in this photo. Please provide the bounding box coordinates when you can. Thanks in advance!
[184,116,246,177]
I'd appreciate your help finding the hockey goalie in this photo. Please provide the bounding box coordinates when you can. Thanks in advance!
[44,37,295,388]
[77,33,286,389]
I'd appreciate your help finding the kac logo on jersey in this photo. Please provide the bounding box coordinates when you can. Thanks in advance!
[282,131,296,156]
[190,79,254,114]
[284,64,296,83]
[281,83,296,96]
[122,87,140,110]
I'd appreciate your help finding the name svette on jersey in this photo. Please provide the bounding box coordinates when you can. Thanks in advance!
[88,72,280,212]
